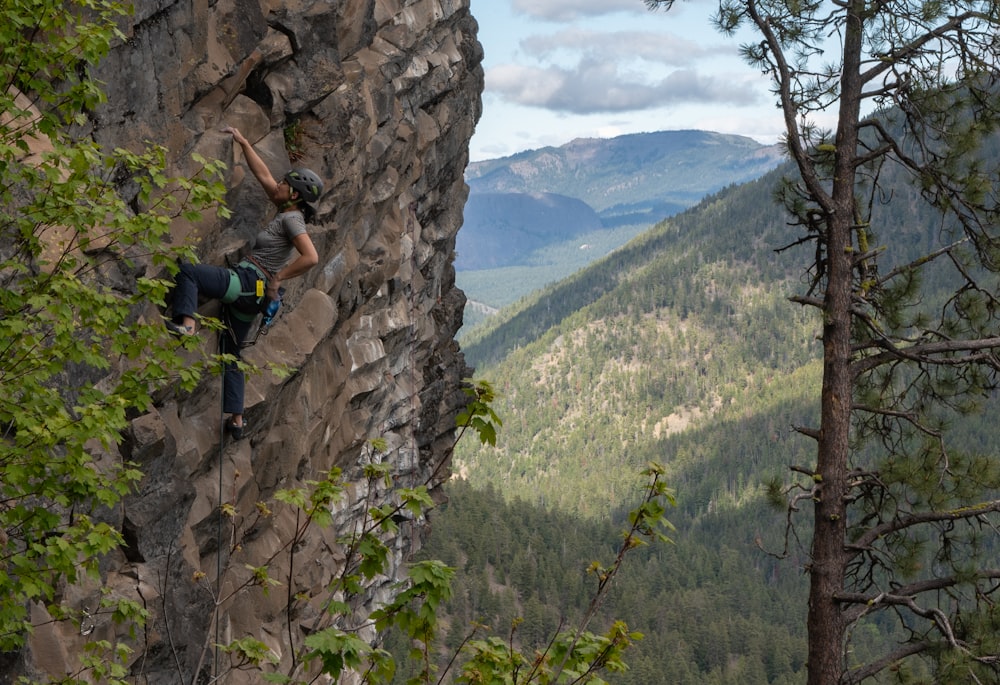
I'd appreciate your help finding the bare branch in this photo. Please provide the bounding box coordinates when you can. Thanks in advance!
[840,572,1000,619]
[851,336,1000,377]
[858,11,992,86]
[838,573,1000,680]
[875,238,969,288]
[848,501,1000,552]
[842,641,931,685]
[789,295,824,309]
[792,424,821,440]
[849,404,940,440]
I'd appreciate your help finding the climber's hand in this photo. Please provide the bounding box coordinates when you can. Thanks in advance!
[222,126,247,146]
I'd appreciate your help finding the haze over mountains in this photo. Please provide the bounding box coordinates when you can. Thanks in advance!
[456,130,784,320]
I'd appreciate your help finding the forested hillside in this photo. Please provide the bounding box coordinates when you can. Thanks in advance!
[393,143,1000,681]
[457,165,825,518]
[462,165,805,359]
[388,480,811,685]
[382,168,826,683]
[457,144,993,513]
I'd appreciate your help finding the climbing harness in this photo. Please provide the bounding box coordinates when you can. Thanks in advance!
[221,258,269,313]
[221,256,285,348]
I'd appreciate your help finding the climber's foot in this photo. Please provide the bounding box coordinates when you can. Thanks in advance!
[164,318,193,337]
[225,417,246,441]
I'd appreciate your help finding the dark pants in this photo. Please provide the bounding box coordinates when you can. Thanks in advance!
[171,261,259,415]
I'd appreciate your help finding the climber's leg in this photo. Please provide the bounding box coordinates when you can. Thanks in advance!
[169,261,231,333]
[220,310,255,438]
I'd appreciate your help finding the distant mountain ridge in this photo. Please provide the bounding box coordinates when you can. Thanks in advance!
[456,130,784,281]
[465,130,784,213]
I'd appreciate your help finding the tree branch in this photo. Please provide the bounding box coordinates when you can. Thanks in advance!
[851,336,1000,377]
[789,294,824,309]
[842,641,931,685]
[847,502,1000,553]
[874,238,969,288]
[792,424,821,440]
[858,11,989,85]
[744,0,833,213]
[837,571,1000,680]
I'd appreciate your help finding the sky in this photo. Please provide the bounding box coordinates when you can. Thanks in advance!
[467,0,801,162]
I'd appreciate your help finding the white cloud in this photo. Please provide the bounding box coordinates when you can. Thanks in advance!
[511,0,648,21]
[596,124,625,138]
[467,0,788,161]
[520,28,731,66]
[486,60,761,114]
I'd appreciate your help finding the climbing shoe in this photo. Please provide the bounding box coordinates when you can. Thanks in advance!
[164,319,193,337]
[225,418,246,440]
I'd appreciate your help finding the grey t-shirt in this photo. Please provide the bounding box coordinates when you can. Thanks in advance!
[251,210,307,276]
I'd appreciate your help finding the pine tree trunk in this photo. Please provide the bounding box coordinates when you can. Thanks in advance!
[807,3,865,684]
[808,220,852,685]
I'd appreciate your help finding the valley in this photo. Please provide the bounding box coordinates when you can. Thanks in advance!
[398,125,1000,683]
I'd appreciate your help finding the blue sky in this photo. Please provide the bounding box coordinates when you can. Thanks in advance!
[468,0,797,161]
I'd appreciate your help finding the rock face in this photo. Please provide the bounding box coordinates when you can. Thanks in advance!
[8,0,482,682]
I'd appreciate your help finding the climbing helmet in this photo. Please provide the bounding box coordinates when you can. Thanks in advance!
[284,168,323,203]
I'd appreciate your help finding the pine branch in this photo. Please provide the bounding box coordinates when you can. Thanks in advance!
[847,502,1000,553]
[842,641,931,685]
[851,336,1000,376]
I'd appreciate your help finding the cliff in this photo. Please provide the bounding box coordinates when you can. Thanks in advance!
[7,0,483,682]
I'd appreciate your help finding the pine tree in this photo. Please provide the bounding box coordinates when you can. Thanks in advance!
[643,1,1000,683]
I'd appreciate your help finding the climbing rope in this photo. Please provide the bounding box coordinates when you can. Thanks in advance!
[407,202,419,488]
[214,329,226,680]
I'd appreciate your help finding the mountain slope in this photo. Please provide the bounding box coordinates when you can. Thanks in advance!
[456,162,823,518]
[457,191,602,269]
[465,130,784,213]
[422,125,995,685]
[460,163,797,371]
[455,141,992,517]
[441,122,1000,685]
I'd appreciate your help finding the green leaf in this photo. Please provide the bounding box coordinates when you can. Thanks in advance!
[303,628,373,678]
[220,636,279,666]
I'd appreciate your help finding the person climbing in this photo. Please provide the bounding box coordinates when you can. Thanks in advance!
[165,126,322,439]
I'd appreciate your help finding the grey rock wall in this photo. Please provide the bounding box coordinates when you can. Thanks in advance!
[10,0,482,682]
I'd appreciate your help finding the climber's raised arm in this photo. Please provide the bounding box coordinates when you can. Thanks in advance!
[222,126,282,200]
